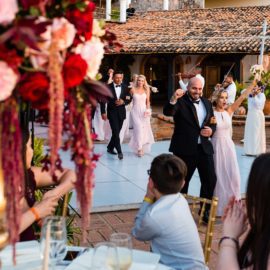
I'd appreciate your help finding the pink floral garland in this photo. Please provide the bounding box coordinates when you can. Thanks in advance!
[63,94,95,242]
[48,39,64,178]
[0,99,24,261]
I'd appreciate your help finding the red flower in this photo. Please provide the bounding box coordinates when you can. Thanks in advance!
[66,2,95,42]
[0,45,22,72]
[18,72,50,110]
[63,54,87,89]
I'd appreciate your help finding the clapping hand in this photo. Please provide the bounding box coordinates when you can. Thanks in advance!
[222,200,248,239]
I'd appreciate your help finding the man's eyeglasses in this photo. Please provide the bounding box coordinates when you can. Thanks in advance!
[147,169,151,175]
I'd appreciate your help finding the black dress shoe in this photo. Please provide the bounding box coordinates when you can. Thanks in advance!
[107,149,117,155]
[118,153,123,160]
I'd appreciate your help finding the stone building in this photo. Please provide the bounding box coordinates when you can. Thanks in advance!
[131,0,204,11]
[104,5,270,104]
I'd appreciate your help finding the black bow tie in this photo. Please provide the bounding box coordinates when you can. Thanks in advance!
[115,85,121,88]
[192,99,200,104]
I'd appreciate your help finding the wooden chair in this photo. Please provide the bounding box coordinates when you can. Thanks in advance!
[182,194,218,265]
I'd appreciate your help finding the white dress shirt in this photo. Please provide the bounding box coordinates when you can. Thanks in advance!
[225,82,237,105]
[114,83,121,99]
[179,74,205,91]
[132,194,207,270]
[193,100,207,143]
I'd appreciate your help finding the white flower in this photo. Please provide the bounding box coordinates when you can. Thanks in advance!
[92,20,105,37]
[250,64,264,81]
[52,18,76,50]
[0,61,18,101]
[0,0,18,25]
[75,37,105,79]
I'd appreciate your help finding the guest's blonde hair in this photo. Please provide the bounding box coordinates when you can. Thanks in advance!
[135,75,150,93]
[211,89,227,107]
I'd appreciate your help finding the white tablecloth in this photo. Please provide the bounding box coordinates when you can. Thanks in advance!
[1,241,172,270]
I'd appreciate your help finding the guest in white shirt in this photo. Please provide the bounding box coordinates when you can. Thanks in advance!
[132,154,207,270]
[223,73,237,105]
[178,66,205,91]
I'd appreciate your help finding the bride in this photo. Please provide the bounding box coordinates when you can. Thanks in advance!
[129,75,154,157]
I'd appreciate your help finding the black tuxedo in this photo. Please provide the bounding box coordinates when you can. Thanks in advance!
[163,93,217,200]
[101,83,132,154]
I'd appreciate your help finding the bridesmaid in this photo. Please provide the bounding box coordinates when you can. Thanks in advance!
[211,83,253,216]
[129,75,154,157]
[244,83,266,156]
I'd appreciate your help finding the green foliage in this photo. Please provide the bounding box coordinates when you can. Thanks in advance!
[111,8,120,20]
[34,191,81,245]
[235,80,248,110]
[260,71,270,99]
[32,137,45,167]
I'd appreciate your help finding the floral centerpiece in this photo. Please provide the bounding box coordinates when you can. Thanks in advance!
[0,0,118,256]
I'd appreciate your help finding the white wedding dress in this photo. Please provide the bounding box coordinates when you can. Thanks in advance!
[244,93,266,156]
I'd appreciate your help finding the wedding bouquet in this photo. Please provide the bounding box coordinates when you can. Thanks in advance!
[250,64,264,81]
[0,0,119,253]
[144,108,152,118]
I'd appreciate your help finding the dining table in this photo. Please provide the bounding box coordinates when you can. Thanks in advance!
[1,240,173,270]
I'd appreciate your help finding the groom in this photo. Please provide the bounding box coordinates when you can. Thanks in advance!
[101,70,132,160]
[163,77,217,221]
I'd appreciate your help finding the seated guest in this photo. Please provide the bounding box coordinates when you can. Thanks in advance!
[19,130,76,241]
[126,4,135,18]
[217,153,270,270]
[132,154,207,270]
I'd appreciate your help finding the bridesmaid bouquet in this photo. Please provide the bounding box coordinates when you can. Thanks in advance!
[250,64,264,81]
[144,108,152,118]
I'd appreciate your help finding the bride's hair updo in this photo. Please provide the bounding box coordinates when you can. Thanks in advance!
[211,89,227,107]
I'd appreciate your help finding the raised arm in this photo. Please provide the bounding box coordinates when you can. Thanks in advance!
[163,89,185,116]
[227,83,254,115]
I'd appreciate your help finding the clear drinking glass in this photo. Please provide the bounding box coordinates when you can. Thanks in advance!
[110,233,132,270]
[40,216,67,269]
[92,242,118,270]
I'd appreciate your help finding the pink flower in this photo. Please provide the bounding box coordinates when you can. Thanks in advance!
[52,18,76,50]
[0,61,18,101]
[0,0,18,25]
[74,37,104,79]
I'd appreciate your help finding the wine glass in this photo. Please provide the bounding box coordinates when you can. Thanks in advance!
[40,216,67,269]
[110,233,132,270]
[92,242,118,270]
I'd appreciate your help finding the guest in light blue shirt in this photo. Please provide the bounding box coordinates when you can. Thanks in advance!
[132,154,207,270]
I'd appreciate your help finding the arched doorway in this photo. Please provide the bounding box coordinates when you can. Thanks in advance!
[201,54,243,98]
[141,55,169,105]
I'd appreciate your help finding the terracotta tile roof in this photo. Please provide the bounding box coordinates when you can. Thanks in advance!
[106,6,270,54]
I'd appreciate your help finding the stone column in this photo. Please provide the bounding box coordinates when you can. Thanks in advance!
[106,0,111,20]
[120,0,127,22]
[163,0,169,10]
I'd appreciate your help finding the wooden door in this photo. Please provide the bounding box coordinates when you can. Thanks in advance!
[205,66,220,98]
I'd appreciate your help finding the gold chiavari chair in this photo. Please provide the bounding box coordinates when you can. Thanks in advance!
[182,194,218,265]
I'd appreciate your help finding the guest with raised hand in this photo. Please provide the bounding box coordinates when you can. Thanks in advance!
[217,153,270,270]
[19,130,76,241]
[129,75,154,157]
[211,82,253,216]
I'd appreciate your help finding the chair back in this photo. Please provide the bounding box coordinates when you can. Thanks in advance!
[182,194,218,265]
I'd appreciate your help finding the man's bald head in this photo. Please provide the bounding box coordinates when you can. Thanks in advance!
[187,77,203,100]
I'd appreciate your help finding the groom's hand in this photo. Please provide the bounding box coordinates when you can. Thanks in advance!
[200,126,212,137]
[101,113,107,121]
[115,99,124,106]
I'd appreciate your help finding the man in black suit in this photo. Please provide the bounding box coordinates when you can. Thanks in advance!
[163,77,217,208]
[101,71,132,160]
